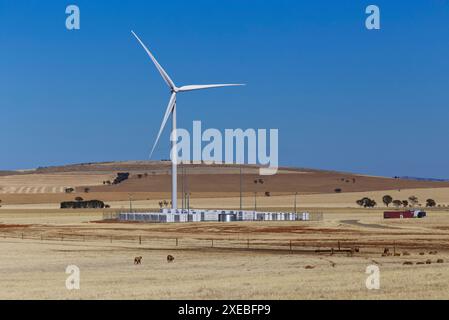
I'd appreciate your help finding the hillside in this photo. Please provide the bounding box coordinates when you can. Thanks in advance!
[1,161,449,206]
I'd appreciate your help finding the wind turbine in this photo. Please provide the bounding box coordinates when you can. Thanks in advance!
[131,31,244,210]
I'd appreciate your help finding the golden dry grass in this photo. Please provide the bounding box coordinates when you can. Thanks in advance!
[1,161,448,205]
[1,208,449,299]
[2,186,448,211]
[2,238,449,300]
[1,162,449,299]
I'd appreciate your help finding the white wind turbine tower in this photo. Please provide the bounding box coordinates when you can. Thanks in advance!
[131,31,244,210]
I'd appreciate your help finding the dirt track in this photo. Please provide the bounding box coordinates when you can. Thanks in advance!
[340,219,399,229]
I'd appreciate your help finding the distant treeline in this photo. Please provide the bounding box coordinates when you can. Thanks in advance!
[61,200,105,209]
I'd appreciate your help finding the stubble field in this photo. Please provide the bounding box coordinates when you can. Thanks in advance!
[1,208,449,299]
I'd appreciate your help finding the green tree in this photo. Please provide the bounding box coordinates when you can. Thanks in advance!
[356,197,377,208]
[408,196,419,207]
[382,195,393,207]
[426,199,437,207]
[392,200,402,208]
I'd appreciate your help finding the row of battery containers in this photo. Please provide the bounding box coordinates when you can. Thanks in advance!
[118,213,204,223]
[120,211,311,222]
[161,209,310,220]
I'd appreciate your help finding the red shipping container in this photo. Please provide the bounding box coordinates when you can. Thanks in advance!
[384,211,414,219]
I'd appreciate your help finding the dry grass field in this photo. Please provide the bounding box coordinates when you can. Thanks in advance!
[1,162,449,299]
[1,208,449,299]
[1,161,448,206]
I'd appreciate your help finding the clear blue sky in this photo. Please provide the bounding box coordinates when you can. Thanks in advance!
[1,0,449,178]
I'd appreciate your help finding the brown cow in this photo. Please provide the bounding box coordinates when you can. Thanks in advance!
[167,255,175,263]
[134,256,142,265]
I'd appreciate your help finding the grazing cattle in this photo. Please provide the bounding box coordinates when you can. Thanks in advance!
[402,251,410,256]
[134,256,142,265]
[381,248,392,257]
[167,255,175,263]
[304,265,315,269]
[426,259,432,264]
[437,259,444,264]
[403,261,413,265]
[429,251,438,255]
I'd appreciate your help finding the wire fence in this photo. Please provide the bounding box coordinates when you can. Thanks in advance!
[0,230,424,255]
[0,231,362,253]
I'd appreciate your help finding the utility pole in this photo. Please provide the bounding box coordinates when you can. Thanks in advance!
[185,165,189,213]
[181,164,185,211]
[254,192,257,212]
[239,165,243,211]
[187,192,191,214]
[294,192,298,213]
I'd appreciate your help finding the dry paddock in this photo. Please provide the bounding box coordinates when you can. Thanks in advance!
[1,209,449,299]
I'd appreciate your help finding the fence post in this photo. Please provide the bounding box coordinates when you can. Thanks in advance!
[338,241,341,251]
[393,241,396,255]
[139,236,141,245]
[176,238,178,246]
[289,240,292,253]
[211,239,214,248]
[21,233,24,240]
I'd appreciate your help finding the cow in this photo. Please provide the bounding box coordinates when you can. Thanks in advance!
[134,256,142,265]
[167,255,175,263]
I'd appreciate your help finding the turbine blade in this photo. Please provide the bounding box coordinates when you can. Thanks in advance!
[131,31,176,90]
[150,93,177,158]
[178,84,245,92]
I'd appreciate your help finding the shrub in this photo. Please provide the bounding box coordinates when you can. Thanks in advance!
[382,195,393,207]
[426,199,437,207]
[392,200,402,208]
[356,197,377,208]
